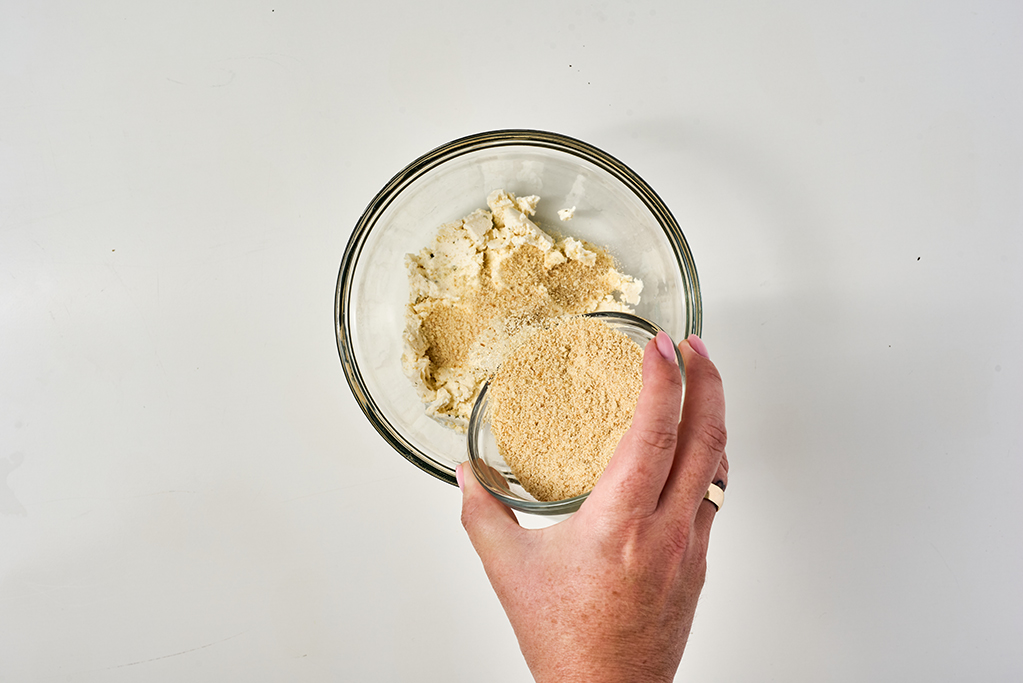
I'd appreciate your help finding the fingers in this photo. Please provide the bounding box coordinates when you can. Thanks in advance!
[588,331,684,518]
[713,452,729,491]
[457,462,523,561]
[660,336,727,522]
[693,452,729,539]
[693,496,717,550]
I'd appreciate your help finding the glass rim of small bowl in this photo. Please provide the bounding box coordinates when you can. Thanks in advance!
[335,129,702,488]
[466,311,686,515]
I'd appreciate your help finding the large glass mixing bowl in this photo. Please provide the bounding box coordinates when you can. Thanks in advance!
[335,129,701,485]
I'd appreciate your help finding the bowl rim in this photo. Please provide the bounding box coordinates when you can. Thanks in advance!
[466,311,686,515]
[335,129,702,487]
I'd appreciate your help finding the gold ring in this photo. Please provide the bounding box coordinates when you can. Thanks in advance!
[703,482,724,511]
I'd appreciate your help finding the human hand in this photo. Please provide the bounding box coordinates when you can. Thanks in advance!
[457,333,728,683]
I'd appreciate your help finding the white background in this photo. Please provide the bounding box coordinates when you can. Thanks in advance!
[2,1,1021,681]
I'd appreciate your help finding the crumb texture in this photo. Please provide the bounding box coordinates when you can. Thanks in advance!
[489,317,644,502]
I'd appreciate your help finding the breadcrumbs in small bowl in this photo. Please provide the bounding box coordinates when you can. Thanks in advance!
[467,311,685,515]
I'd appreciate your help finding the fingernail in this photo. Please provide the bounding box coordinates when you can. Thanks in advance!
[455,463,465,492]
[655,331,676,361]
[687,334,710,359]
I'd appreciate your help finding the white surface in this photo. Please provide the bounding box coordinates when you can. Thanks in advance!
[2,1,1021,680]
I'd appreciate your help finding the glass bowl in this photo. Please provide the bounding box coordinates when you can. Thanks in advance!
[467,311,685,515]
[335,129,701,486]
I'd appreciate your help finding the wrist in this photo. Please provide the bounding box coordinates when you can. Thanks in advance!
[528,652,676,683]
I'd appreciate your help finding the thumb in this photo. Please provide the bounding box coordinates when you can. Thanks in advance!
[457,462,522,561]
[586,331,684,518]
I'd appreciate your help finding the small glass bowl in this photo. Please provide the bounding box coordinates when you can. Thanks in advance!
[467,311,685,515]
[335,130,701,486]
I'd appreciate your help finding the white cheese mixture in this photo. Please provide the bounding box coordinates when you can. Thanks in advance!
[403,189,643,430]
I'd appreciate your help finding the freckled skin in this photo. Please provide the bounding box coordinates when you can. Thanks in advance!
[459,336,729,683]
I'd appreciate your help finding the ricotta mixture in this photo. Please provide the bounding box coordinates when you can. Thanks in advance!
[402,189,643,430]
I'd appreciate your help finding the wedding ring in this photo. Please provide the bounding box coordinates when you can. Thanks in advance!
[703,482,725,511]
